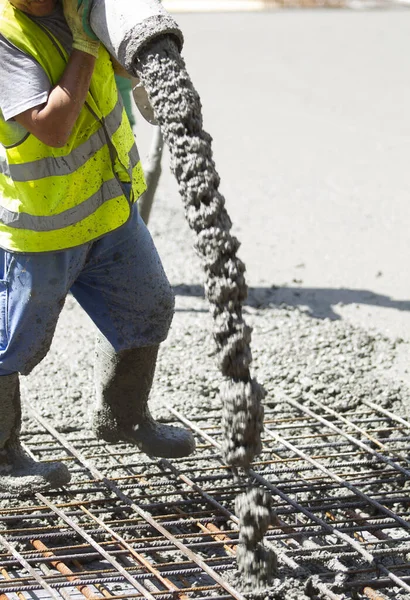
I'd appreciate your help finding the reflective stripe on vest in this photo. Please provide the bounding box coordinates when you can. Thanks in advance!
[2,96,135,183]
[0,178,123,230]
[0,0,147,253]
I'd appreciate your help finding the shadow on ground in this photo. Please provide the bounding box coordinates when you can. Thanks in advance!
[173,284,410,320]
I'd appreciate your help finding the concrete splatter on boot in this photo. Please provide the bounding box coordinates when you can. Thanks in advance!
[0,374,71,495]
[92,335,196,458]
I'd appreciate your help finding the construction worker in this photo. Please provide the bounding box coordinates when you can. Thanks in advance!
[0,0,195,494]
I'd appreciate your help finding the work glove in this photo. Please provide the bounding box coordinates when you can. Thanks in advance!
[63,0,100,58]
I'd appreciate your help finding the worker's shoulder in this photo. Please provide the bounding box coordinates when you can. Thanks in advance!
[0,31,25,57]
[0,31,46,100]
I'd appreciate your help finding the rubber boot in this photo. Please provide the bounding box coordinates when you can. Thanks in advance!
[0,374,71,495]
[92,335,196,458]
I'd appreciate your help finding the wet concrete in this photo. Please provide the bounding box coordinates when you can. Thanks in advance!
[160,10,410,354]
[15,10,410,598]
[135,36,265,471]
[133,36,273,581]
[235,488,277,589]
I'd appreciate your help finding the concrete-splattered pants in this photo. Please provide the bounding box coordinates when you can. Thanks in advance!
[0,204,174,376]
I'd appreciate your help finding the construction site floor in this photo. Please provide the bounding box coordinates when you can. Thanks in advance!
[1,8,410,600]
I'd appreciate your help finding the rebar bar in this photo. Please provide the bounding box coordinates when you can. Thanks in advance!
[169,404,410,595]
[2,395,410,599]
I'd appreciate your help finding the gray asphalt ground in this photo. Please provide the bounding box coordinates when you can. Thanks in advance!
[135,8,410,381]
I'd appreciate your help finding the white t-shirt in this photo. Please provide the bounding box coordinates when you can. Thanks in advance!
[0,0,72,121]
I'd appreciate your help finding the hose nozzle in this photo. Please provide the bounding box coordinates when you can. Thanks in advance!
[89,0,183,75]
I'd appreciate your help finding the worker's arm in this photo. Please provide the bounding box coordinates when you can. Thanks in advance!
[14,50,96,148]
[14,0,100,148]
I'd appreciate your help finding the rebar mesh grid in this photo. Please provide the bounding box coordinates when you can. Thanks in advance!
[0,395,410,600]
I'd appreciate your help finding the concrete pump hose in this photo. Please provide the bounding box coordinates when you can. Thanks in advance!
[133,37,275,587]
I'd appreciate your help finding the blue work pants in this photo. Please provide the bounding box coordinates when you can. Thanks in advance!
[0,204,174,376]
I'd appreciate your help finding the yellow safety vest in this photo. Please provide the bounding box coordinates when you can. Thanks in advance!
[0,0,146,252]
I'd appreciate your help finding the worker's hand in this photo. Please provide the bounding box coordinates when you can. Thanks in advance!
[63,0,100,58]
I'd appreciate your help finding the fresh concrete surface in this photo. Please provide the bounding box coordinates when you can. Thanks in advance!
[135,9,410,379]
[23,10,410,426]
[15,15,410,594]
